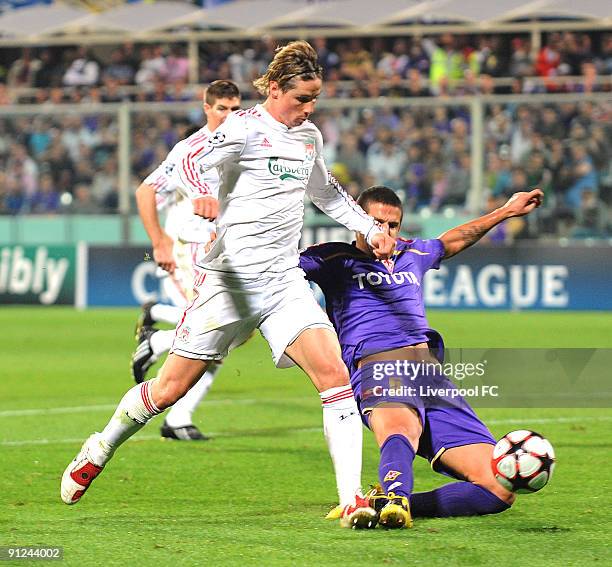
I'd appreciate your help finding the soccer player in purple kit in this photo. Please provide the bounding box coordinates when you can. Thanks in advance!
[299,185,544,529]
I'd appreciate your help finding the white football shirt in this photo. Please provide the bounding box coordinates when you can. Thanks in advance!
[177,104,378,275]
[144,125,217,244]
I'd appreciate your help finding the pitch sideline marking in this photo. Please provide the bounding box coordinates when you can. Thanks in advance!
[1,399,611,419]
[1,416,611,447]
[0,397,273,418]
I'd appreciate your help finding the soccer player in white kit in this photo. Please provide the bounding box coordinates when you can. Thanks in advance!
[131,80,241,441]
[61,41,395,513]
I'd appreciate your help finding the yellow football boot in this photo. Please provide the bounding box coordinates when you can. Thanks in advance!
[378,492,413,529]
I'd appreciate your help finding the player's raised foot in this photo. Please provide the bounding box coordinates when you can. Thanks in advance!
[339,494,378,529]
[378,492,413,529]
[134,301,155,340]
[60,434,108,505]
[131,326,159,384]
[160,420,210,441]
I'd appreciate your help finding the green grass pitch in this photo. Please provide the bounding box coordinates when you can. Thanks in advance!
[1,308,611,566]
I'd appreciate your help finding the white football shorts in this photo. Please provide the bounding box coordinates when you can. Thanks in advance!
[160,239,207,307]
[171,267,333,368]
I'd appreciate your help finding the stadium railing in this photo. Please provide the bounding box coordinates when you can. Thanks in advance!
[6,75,612,105]
[0,91,609,245]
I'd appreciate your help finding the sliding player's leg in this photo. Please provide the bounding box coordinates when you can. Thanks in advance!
[285,327,380,530]
[369,406,421,497]
[61,354,209,504]
[367,405,422,529]
[409,404,514,518]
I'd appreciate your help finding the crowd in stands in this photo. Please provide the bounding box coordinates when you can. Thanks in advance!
[315,99,611,238]
[0,32,610,103]
[1,97,609,238]
[0,33,610,239]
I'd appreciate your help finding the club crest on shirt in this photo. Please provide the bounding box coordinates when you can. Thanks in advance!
[177,326,191,342]
[303,137,316,163]
[384,470,402,482]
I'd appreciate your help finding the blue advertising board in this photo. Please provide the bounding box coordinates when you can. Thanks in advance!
[84,243,612,310]
[426,244,612,310]
[87,246,163,307]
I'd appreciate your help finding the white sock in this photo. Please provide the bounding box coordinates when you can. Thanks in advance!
[92,380,163,466]
[320,385,363,507]
[150,303,182,325]
[150,329,175,357]
[165,365,219,428]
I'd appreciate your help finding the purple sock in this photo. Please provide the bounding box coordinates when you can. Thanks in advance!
[410,482,510,517]
[379,434,415,498]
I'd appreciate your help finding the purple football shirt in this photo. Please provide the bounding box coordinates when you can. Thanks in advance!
[299,238,445,373]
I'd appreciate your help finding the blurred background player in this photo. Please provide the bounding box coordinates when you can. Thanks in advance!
[132,80,241,440]
[300,185,543,528]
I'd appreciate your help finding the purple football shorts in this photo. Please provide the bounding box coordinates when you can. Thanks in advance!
[351,365,496,478]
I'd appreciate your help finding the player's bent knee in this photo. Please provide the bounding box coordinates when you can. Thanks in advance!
[378,418,421,448]
[479,480,515,506]
[151,355,208,408]
[371,407,422,450]
[379,428,420,451]
[315,360,350,389]
[471,471,516,506]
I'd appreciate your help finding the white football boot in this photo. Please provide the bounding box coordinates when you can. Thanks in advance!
[60,434,108,505]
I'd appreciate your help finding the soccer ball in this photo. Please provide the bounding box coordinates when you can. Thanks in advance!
[491,430,555,493]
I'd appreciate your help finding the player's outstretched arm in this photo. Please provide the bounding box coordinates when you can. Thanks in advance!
[135,182,176,273]
[439,189,543,259]
[306,133,395,259]
[307,171,395,259]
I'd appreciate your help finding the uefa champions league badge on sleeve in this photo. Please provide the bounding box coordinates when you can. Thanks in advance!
[210,132,226,146]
